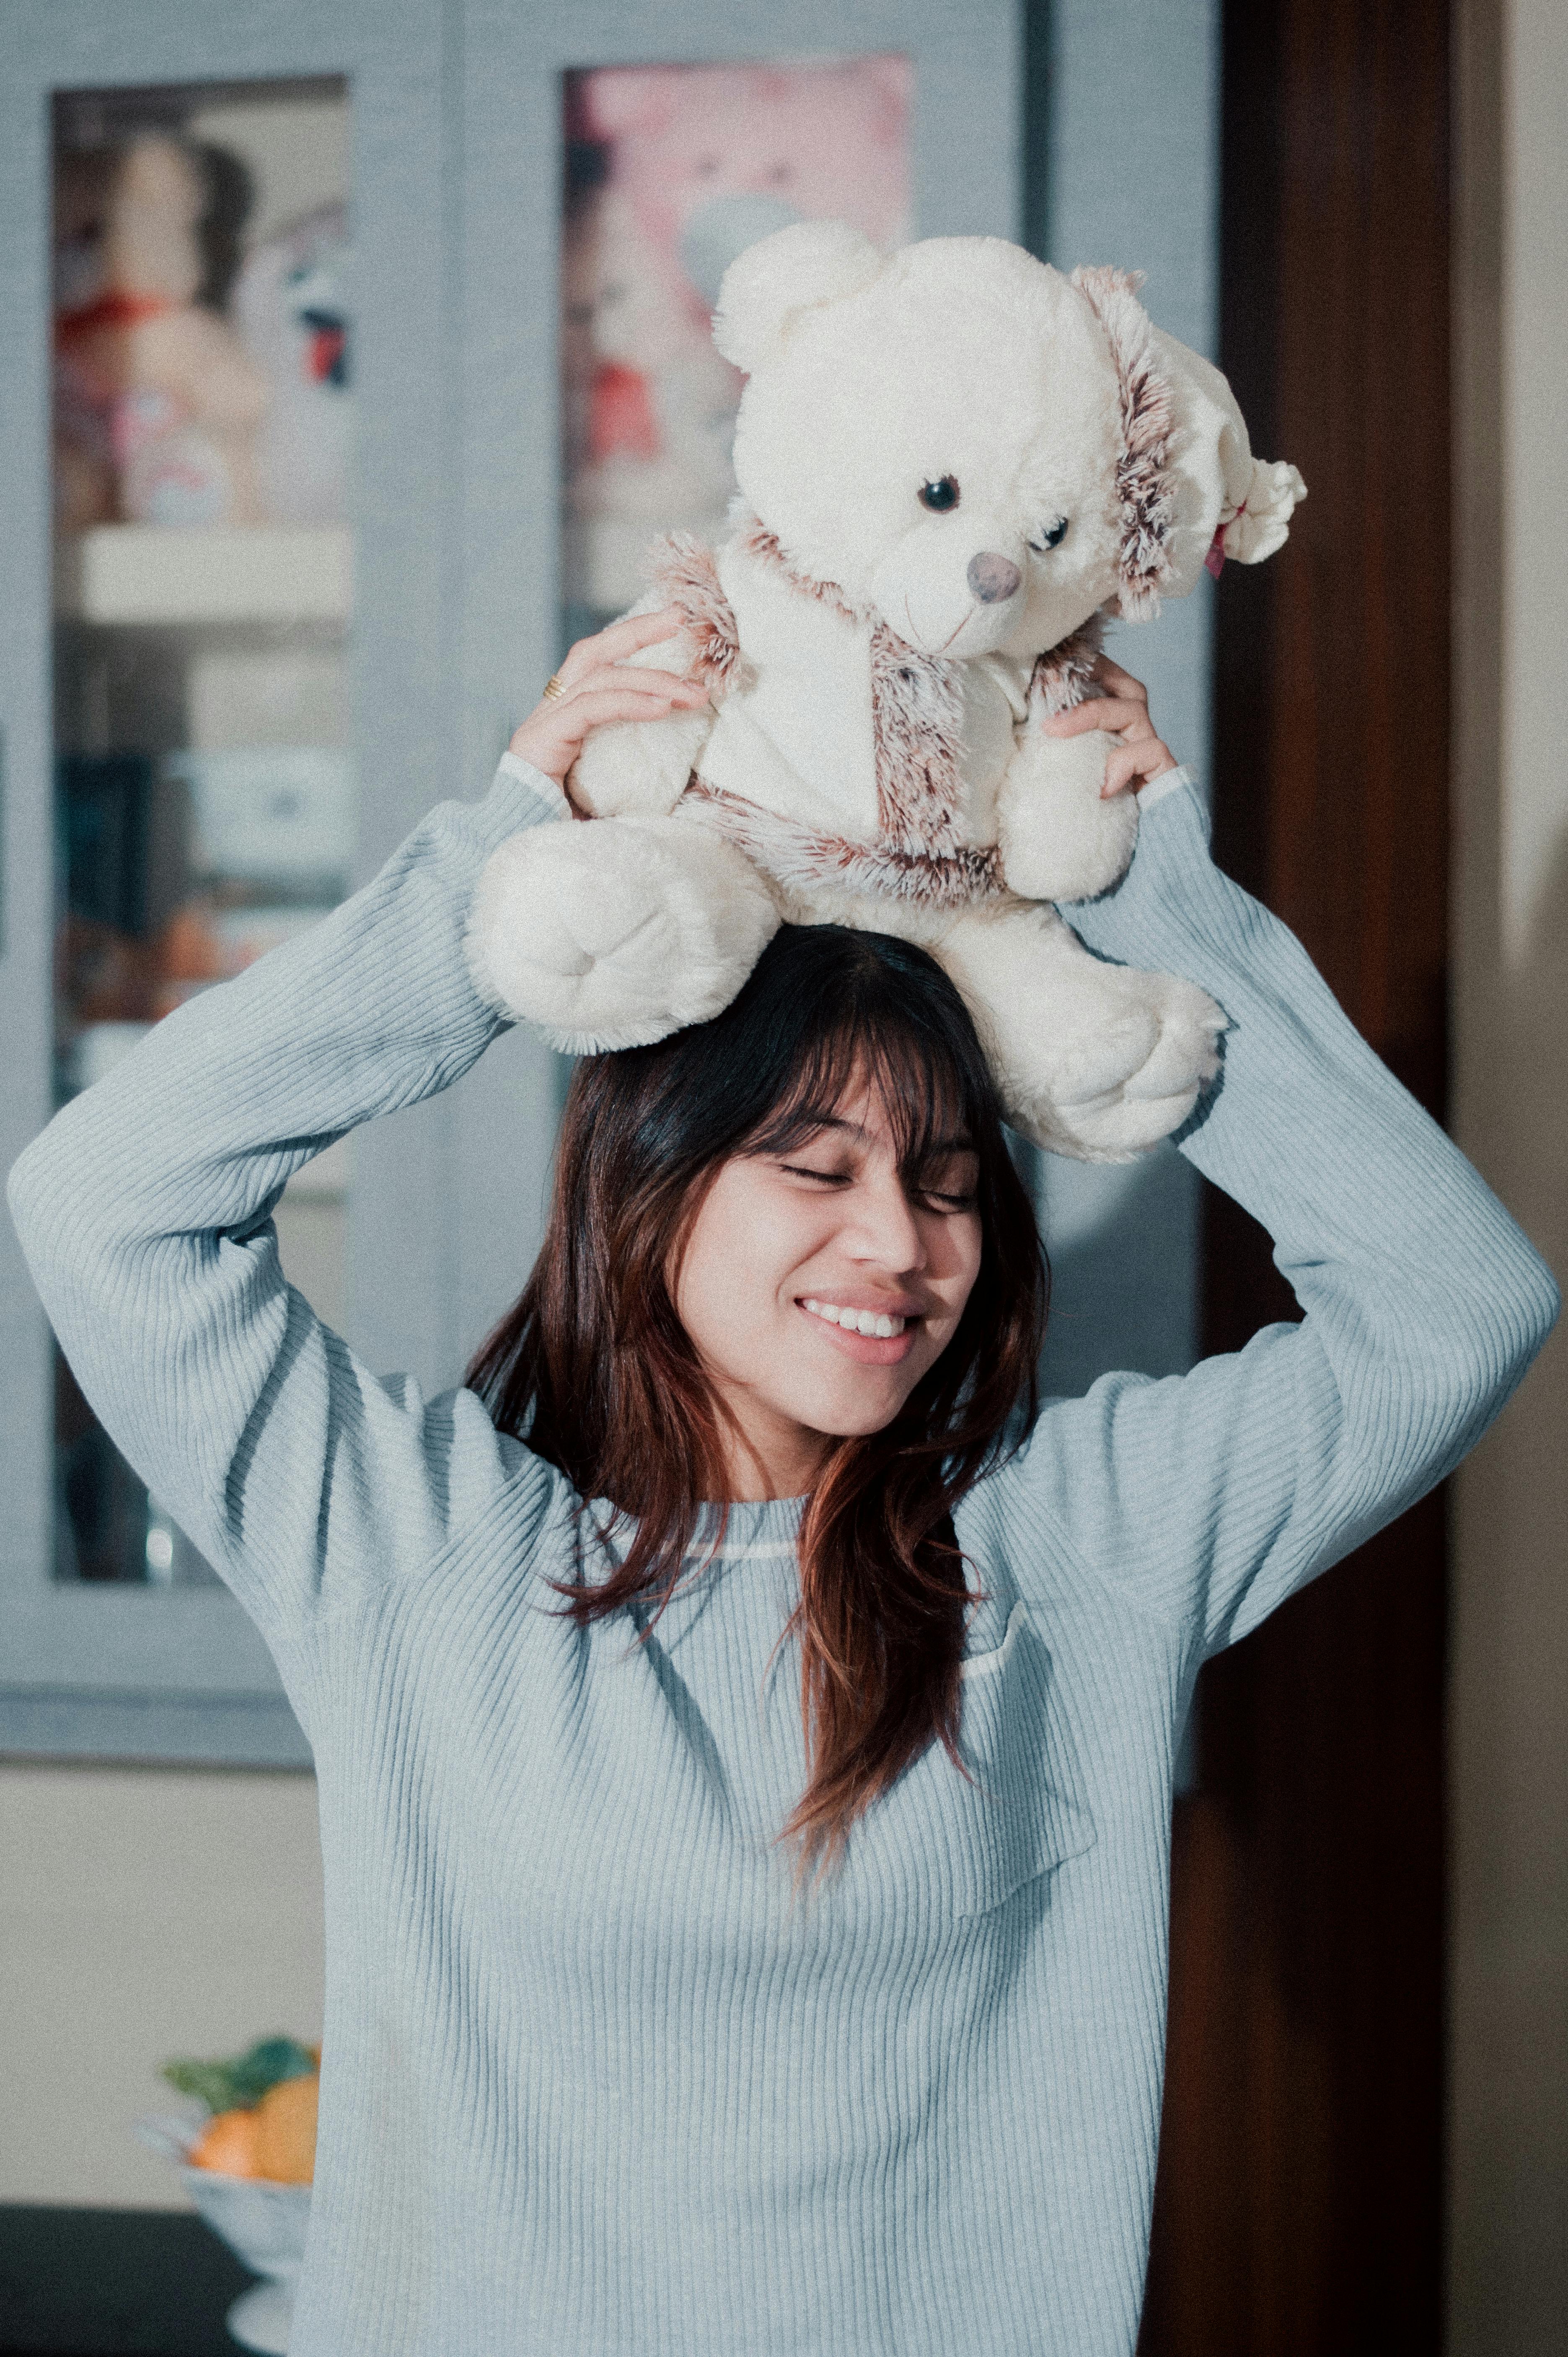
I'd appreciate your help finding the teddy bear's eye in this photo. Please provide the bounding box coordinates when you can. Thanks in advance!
[1029,515,1070,552]
[918,477,960,513]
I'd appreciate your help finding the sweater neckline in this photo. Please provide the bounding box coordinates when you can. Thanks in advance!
[689,1495,805,1560]
[586,1493,805,1564]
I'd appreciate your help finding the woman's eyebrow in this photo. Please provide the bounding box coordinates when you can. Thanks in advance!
[767,1116,975,1153]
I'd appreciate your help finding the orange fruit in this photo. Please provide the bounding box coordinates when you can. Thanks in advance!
[251,2069,318,2184]
[189,2107,260,2178]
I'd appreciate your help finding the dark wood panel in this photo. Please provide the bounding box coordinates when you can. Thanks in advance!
[1139,1,1452,2350]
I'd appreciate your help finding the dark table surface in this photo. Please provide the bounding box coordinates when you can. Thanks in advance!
[0,2205,253,2355]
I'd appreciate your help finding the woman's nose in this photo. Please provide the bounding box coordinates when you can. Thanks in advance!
[848,1176,926,1271]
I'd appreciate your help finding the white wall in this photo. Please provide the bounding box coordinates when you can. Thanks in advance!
[0,1763,323,2209]
[1449,0,1568,2346]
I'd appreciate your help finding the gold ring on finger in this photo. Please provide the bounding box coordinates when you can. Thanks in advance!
[541,673,568,701]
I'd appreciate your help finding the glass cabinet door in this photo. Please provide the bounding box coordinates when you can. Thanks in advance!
[52,76,354,1589]
[0,0,452,1763]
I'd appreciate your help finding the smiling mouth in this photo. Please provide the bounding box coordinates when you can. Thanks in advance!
[801,1297,910,1340]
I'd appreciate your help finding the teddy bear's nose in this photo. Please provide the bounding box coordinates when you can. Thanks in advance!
[967,552,1022,604]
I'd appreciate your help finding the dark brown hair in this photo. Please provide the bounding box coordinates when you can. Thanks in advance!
[467,923,1047,1872]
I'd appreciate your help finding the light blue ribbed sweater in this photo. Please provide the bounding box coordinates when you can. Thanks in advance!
[9,758,1557,2355]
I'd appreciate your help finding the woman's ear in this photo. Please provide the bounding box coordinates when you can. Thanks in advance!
[712,218,884,375]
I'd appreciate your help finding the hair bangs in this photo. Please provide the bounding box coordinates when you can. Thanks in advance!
[740,964,989,1187]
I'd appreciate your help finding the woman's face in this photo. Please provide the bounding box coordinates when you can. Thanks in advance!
[674,1078,984,1498]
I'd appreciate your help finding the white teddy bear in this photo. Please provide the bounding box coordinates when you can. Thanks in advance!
[471,222,1305,1160]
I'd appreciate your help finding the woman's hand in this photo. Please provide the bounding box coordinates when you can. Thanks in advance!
[508,608,710,790]
[1041,655,1179,798]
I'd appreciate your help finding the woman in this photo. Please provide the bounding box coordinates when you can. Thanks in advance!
[10,612,1556,2355]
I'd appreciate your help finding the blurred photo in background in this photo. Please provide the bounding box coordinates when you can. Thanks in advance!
[560,58,910,634]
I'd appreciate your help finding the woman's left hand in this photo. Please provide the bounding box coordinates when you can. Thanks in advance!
[1041,655,1179,798]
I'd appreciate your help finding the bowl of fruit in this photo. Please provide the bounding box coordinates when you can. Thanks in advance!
[137,2035,318,2356]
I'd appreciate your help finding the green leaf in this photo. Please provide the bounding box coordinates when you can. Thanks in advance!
[161,2059,246,2112]
[161,2036,316,2114]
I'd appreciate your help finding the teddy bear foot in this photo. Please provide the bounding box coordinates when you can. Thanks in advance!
[1017,974,1226,1161]
[467,813,780,1055]
[936,904,1225,1162]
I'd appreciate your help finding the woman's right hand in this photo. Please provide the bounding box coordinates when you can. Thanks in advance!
[508,607,710,790]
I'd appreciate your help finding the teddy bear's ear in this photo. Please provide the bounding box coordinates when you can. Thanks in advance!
[1071,266,1305,616]
[713,220,885,374]
[1146,326,1307,595]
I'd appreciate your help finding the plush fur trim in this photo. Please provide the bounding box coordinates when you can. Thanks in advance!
[868,623,970,859]
[1030,617,1106,714]
[689,779,1004,911]
[738,511,973,863]
[1070,267,1177,621]
[739,512,869,626]
[647,533,750,696]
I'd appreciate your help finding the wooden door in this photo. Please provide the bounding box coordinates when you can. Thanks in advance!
[1138,1,1452,2349]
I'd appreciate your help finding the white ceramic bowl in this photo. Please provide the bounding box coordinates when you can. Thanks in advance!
[136,2115,310,2354]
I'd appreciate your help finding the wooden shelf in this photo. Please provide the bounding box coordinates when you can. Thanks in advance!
[55,524,352,627]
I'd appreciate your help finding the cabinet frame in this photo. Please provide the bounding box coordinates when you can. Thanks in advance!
[0,0,455,1765]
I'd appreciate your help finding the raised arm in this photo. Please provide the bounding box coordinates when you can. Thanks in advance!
[999,756,1558,1661]
[7,756,571,1650]
[6,615,704,1654]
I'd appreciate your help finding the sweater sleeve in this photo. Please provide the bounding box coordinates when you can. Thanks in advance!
[1001,770,1559,1659]
[6,753,571,1652]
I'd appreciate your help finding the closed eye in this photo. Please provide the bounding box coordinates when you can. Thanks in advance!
[779,1164,973,1212]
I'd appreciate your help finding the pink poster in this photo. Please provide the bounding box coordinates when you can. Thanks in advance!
[562,56,911,619]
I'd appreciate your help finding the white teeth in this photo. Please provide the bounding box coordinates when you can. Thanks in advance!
[802,1298,906,1338]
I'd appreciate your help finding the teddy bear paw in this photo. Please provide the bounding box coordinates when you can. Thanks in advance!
[996,727,1141,904]
[1034,974,1226,1160]
[467,815,779,1054]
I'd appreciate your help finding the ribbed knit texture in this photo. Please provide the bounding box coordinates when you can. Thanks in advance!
[9,756,1556,2356]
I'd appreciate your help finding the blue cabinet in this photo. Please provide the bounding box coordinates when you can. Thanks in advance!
[0,0,1032,1764]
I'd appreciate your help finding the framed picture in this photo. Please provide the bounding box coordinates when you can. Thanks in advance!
[560,56,912,630]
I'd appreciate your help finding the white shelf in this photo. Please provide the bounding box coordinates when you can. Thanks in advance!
[55,525,352,627]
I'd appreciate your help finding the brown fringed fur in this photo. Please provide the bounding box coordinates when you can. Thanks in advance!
[739,512,868,626]
[648,532,750,695]
[663,523,1103,909]
[689,781,1004,911]
[740,515,974,865]
[1030,617,1105,713]
[868,624,970,860]
[1070,267,1176,620]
